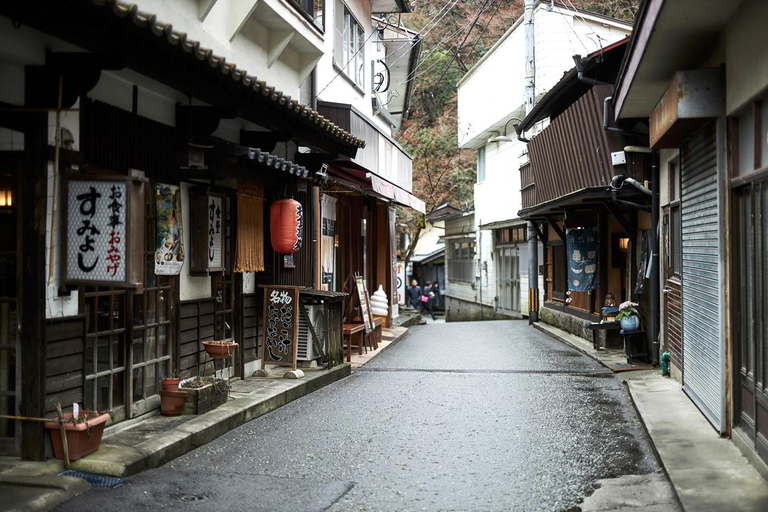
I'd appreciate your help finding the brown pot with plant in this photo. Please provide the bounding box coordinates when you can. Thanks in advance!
[45,409,112,461]
[160,371,187,416]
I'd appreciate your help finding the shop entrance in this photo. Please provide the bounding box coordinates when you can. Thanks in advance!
[0,152,19,455]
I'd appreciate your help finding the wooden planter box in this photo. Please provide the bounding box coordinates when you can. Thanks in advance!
[181,381,228,415]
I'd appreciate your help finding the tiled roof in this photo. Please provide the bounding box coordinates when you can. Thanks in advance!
[91,0,365,150]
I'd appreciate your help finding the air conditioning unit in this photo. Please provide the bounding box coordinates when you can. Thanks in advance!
[297,304,326,361]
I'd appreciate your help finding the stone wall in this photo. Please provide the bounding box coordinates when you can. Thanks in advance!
[445,295,516,322]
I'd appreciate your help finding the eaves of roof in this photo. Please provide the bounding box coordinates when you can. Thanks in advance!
[517,37,630,133]
[1,0,365,155]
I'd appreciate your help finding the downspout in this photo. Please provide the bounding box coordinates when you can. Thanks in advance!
[604,96,646,140]
[651,150,660,366]
[572,55,612,87]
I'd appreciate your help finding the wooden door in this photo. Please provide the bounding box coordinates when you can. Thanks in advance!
[734,178,768,461]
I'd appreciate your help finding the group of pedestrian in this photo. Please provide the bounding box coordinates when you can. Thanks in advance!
[407,279,440,321]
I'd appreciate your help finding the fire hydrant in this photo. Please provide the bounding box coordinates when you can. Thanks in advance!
[661,351,670,377]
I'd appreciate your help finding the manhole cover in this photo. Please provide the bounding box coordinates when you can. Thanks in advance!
[178,494,206,502]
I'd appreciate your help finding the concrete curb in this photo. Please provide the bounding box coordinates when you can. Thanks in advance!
[621,380,686,511]
[58,363,351,478]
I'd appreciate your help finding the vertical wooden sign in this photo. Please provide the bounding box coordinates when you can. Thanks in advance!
[259,285,303,370]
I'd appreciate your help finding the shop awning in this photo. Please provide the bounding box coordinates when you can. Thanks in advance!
[371,175,425,214]
[0,0,365,157]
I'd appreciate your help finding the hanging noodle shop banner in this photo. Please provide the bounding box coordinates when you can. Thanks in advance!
[155,184,185,276]
[566,227,599,292]
[67,180,127,283]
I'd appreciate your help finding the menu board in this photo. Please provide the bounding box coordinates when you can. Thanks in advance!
[259,285,303,370]
[355,276,374,334]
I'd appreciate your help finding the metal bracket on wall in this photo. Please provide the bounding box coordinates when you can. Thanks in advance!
[603,202,635,240]
[545,215,566,242]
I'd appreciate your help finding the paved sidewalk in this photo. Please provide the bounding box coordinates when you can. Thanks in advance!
[624,371,768,512]
[0,362,353,511]
[536,321,768,511]
[349,325,408,369]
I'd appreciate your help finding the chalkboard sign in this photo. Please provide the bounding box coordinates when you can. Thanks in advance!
[259,285,303,370]
[355,276,374,334]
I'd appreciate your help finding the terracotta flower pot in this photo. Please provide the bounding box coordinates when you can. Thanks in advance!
[162,377,181,392]
[202,340,238,359]
[45,412,111,461]
[159,389,188,416]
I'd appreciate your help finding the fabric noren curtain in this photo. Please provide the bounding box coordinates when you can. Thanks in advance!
[235,182,265,273]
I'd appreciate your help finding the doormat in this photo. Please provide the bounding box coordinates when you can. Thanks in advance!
[58,470,124,489]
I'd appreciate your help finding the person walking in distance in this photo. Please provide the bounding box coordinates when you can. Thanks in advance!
[407,279,422,310]
[420,282,437,321]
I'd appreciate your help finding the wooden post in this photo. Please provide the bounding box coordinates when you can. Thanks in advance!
[55,404,70,470]
[20,66,49,460]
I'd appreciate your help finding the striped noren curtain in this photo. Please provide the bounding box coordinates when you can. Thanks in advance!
[235,182,265,272]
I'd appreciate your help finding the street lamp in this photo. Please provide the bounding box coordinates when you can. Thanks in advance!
[494,117,523,142]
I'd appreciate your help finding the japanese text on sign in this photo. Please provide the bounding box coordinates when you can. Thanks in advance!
[208,196,223,268]
[67,181,127,282]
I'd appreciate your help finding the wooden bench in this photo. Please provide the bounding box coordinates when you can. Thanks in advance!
[587,321,622,350]
[343,323,366,362]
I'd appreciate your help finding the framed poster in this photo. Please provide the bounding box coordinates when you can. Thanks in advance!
[190,189,225,275]
[154,184,185,275]
[65,174,144,287]
[355,276,374,334]
[259,285,304,370]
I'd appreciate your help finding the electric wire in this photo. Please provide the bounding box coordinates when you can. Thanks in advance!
[433,0,494,89]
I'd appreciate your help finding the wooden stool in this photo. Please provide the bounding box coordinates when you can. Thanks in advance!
[343,323,365,362]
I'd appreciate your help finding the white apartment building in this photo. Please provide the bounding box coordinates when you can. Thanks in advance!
[451,1,631,321]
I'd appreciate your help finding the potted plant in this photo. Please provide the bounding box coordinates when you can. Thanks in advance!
[162,371,181,392]
[202,340,238,359]
[617,301,640,331]
[45,408,112,461]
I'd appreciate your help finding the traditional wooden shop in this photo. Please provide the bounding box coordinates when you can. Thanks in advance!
[517,41,657,360]
[0,0,364,460]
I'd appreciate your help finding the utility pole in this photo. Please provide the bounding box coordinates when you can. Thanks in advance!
[524,0,539,324]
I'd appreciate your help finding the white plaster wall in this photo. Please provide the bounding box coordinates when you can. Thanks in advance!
[535,6,630,100]
[457,24,526,149]
[243,272,256,294]
[45,99,81,318]
[412,220,444,258]
[725,0,768,114]
[474,139,524,226]
[474,228,494,307]
[134,0,305,97]
[179,182,212,300]
[458,5,630,149]
[315,0,373,116]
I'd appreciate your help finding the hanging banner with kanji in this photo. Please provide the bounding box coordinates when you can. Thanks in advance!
[154,184,185,276]
[67,180,127,282]
[566,227,600,292]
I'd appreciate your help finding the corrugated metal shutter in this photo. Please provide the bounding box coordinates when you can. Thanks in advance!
[680,120,725,432]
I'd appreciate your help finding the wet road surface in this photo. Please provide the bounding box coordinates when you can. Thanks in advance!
[56,320,665,511]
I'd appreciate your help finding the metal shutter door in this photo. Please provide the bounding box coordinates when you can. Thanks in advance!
[680,120,725,432]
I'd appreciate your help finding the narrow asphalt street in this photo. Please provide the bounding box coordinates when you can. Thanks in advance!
[55,320,672,512]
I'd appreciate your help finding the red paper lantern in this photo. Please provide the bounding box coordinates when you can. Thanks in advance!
[270,199,303,254]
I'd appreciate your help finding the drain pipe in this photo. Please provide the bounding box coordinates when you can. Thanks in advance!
[650,150,660,366]
[573,55,612,87]
[604,97,646,140]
